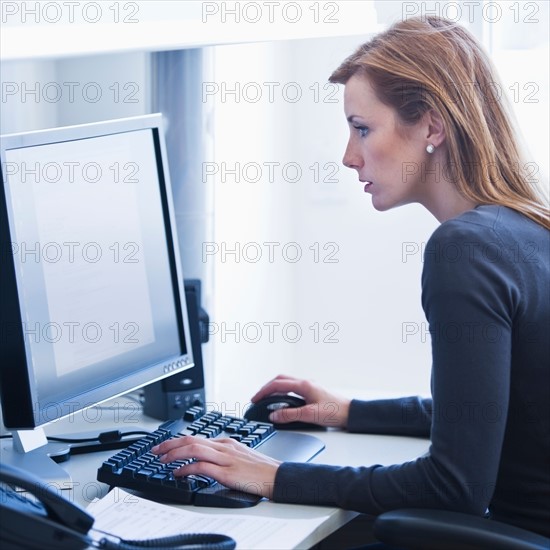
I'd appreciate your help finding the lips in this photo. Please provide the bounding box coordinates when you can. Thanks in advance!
[363,181,373,192]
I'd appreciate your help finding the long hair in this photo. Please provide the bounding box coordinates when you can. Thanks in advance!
[330,16,549,229]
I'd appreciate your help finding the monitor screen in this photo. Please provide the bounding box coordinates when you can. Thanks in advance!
[0,115,193,475]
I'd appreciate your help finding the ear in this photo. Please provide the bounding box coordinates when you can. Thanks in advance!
[424,109,446,147]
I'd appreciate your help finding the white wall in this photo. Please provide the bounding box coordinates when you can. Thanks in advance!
[0,53,150,134]
[209,36,437,409]
[0,59,59,133]
[209,2,549,408]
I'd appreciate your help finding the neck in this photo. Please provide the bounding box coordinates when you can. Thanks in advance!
[423,190,479,223]
[417,153,479,222]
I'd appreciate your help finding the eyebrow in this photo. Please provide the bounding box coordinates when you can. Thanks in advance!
[347,115,364,124]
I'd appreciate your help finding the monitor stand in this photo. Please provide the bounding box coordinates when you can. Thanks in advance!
[0,428,73,496]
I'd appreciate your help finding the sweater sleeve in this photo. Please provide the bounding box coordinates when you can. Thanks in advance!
[347,397,432,438]
[273,215,519,516]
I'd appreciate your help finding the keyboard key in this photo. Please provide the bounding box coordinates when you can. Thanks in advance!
[187,474,214,488]
[149,473,168,484]
[183,406,204,421]
[177,477,198,491]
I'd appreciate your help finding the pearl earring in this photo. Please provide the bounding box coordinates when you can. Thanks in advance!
[426,144,435,154]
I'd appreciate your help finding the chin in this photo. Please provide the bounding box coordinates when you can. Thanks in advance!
[371,193,411,212]
[371,196,394,212]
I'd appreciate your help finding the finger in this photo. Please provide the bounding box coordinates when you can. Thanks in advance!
[151,435,220,455]
[173,460,222,480]
[170,439,247,470]
[269,404,319,425]
[257,374,297,388]
[151,435,197,455]
[155,438,230,466]
[251,378,307,403]
[250,375,290,402]
[152,435,243,459]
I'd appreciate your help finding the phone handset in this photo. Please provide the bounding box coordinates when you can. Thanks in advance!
[0,461,94,534]
[0,463,236,549]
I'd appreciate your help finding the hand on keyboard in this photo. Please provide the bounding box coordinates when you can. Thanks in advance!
[97,408,324,508]
[152,436,281,500]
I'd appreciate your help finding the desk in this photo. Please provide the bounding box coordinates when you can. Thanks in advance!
[43,396,430,549]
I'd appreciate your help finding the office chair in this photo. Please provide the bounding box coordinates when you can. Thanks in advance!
[373,509,550,550]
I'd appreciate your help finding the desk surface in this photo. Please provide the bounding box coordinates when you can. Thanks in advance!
[42,396,430,549]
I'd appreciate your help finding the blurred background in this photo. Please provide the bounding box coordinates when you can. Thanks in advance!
[1,1,548,412]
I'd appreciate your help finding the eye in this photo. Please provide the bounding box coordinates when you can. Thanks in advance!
[353,125,369,138]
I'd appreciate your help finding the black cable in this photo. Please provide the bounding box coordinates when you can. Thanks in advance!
[48,430,151,444]
[0,430,151,444]
[47,435,100,443]
[0,430,152,456]
[98,533,236,550]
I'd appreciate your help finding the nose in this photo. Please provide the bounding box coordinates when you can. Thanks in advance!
[342,139,362,171]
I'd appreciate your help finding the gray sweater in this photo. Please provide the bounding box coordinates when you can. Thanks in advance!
[273,205,550,537]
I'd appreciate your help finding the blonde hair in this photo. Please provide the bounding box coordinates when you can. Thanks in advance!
[330,16,549,229]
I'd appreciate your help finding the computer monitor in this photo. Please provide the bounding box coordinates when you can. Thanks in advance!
[0,114,194,489]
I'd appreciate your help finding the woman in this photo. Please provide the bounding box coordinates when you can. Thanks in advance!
[153,16,550,538]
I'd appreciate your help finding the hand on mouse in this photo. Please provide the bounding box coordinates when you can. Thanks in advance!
[251,374,351,429]
[151,436,281,499]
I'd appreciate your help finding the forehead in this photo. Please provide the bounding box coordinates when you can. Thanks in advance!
[343,73,391,120]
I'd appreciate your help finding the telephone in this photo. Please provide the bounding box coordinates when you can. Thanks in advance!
[0,463,236,550]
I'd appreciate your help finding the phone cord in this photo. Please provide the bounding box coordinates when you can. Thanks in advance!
[98,533,236,550]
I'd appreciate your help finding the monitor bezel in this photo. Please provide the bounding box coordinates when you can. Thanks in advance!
[0,114,195,430]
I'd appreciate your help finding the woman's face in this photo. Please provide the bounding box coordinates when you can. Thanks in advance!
[342,73,431,211]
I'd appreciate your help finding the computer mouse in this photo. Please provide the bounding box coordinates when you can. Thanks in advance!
[244,394,326,431]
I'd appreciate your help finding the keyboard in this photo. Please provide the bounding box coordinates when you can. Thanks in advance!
[97,406,324,508]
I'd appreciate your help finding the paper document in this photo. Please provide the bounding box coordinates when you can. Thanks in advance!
[88,488,324,549]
